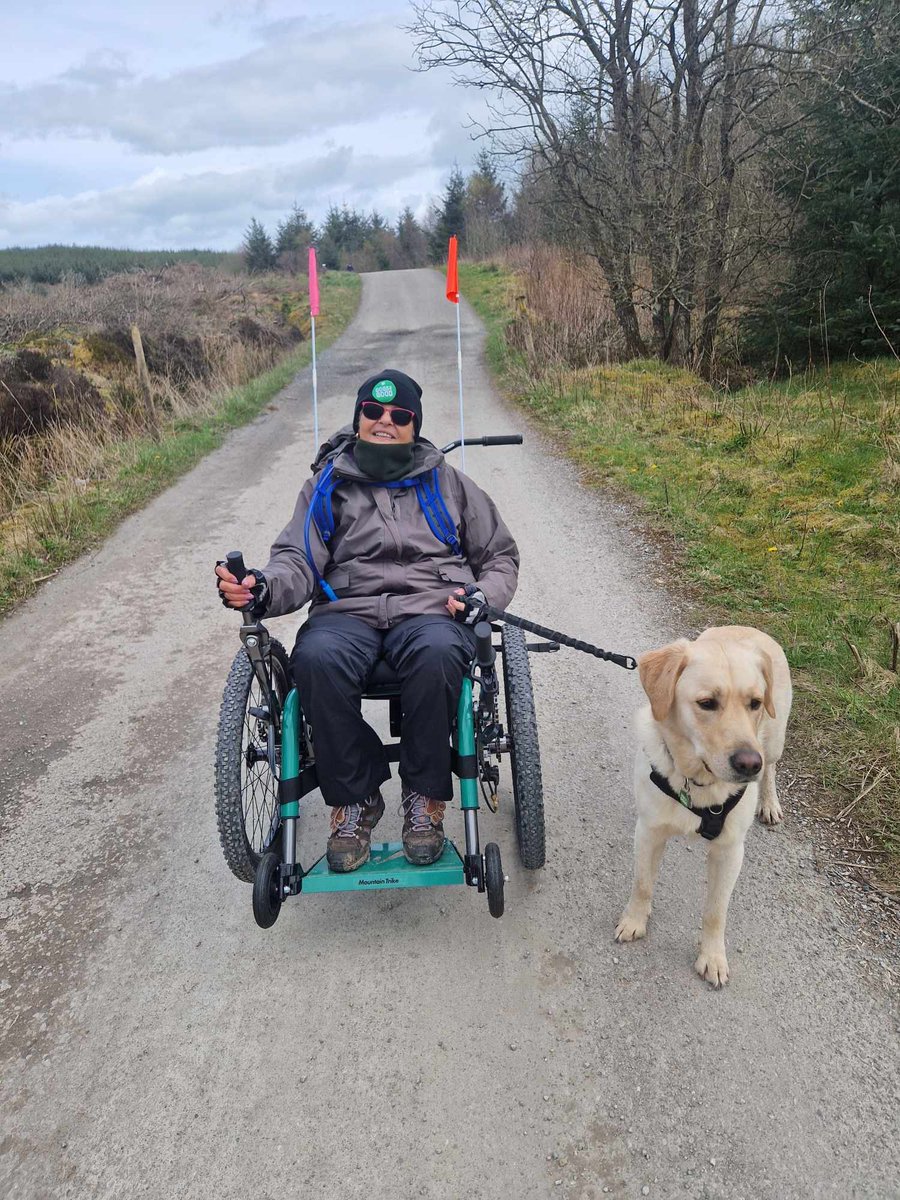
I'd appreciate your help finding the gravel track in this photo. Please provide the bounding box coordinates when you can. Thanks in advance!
[1,268,897,1200]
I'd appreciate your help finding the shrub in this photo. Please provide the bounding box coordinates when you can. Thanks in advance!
[0,349,104,437]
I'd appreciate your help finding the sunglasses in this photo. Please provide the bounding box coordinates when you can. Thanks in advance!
[360,400,415,427]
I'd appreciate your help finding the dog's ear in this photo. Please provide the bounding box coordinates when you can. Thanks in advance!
[638,640,690,722]
[758,648,776,718]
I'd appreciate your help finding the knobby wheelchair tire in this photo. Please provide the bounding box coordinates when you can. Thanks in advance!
[500,624,546,869]
[215,639,292,882]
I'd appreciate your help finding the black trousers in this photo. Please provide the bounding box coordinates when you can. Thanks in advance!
[290,613,476,807]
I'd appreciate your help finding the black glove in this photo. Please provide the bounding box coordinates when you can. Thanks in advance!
[215,562,269,617]
[453,583,489,625]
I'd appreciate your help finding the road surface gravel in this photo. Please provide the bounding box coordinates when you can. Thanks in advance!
[1,268,897,1200]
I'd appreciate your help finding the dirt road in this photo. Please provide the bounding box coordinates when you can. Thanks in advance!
[1,268,897,1199]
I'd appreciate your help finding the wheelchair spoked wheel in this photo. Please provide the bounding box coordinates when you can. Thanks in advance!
[484,842,505,918]
[215,638,292,882]
[500,624,546,869]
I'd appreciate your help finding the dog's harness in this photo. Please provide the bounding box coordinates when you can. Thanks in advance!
[649,768,747,841]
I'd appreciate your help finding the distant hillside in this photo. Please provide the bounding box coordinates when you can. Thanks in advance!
[0,244,241,284]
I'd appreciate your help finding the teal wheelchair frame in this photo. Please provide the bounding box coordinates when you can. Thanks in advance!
[214,603,549,929]
[214,437,550,930]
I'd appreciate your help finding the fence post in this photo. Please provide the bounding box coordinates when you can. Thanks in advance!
[130,324,154,419]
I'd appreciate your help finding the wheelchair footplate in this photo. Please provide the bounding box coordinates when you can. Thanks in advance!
[302,840,465,893]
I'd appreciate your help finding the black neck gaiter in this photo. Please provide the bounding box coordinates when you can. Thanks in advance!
[353,438,416,482]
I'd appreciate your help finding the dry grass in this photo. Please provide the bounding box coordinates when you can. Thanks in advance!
[462,257,900,894]
[0,266,359,608]
[0,339,275,516]
[0,263,300,504]
[0,262,296,346]
[499,244,631,369]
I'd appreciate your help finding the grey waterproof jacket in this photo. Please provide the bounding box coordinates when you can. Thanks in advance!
[261,427,519,627]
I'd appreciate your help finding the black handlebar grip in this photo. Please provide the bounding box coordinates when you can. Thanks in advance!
[481,434,523,446]
[474,620,495,668]
[226,550,248,583]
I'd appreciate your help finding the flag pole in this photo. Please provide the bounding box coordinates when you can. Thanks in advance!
[455,299,465,473]
[446,235,464,471]
[308,246,320,451]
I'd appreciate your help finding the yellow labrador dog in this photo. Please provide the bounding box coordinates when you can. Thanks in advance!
[615,626,792,987]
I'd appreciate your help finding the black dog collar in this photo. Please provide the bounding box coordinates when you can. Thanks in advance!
[649,768,747,841]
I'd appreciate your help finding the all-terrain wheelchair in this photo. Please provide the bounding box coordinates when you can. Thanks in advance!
[214,437,552,929]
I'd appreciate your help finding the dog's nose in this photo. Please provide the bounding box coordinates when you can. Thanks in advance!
[730,748,763,777]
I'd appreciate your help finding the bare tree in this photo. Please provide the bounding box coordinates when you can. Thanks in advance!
[409,0,793,371]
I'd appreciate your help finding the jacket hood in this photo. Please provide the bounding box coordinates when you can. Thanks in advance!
[311,424,444,481]
[311,425,355,471]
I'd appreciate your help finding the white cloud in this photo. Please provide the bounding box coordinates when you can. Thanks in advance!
[1,17,451,155]
[0,150,442,249]
[60,48,134,87]
[0,4,497,248]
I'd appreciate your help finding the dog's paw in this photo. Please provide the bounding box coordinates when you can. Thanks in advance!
[757,795,784,826]
[615,910,648,942]
[694,947,729,988]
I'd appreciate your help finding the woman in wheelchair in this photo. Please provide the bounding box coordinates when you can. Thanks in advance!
[215,369,519,873]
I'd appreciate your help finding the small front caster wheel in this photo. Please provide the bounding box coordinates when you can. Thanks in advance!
[484,842,504,919]
[252,851,283,928]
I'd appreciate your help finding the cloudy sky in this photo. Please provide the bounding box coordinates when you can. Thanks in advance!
[0,1,484,250]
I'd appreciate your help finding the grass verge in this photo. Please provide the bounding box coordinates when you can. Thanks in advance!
[462,261,900,893]
[1,272,360,615]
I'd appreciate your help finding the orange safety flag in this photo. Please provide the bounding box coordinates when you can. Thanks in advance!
[445,235,459,303]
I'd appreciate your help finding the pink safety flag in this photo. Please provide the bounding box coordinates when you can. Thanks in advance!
[308,246,320,317]
[446,235,459,303]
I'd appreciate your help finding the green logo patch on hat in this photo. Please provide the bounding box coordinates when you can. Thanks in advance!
[371,379,398,401]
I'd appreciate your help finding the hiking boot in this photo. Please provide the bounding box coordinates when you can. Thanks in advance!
[400,786,446,865]
[326,790,385,872]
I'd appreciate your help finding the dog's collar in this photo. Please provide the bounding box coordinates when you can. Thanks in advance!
[648,767,747,841]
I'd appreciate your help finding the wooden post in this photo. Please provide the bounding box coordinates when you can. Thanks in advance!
[131,324,154,418]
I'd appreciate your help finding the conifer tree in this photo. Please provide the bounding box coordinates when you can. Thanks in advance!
[242,218,276,273]
[275,204,316,272]
[465,150,508,258]
[396,207,429,267]
[429,167,467,262]
[745,0,900,364]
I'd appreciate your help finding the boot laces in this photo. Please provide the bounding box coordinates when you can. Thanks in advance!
[401,791,442,833]
[331,805,362,839]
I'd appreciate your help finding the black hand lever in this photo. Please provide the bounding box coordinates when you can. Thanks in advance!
[226,550,248,583]
[440,434,524,453]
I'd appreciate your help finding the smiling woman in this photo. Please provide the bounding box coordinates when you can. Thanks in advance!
[360,372,424,422]
[353,369,423,475]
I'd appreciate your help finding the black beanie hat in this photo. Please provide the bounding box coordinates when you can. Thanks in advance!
[353,369,424,436]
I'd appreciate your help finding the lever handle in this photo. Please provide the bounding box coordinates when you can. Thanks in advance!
[226,550,248,583]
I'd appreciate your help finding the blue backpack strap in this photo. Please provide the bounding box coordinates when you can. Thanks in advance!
[310,461,339,542]
[416,468,462,556]
[305,462,340,601]
[306,463,460,602]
